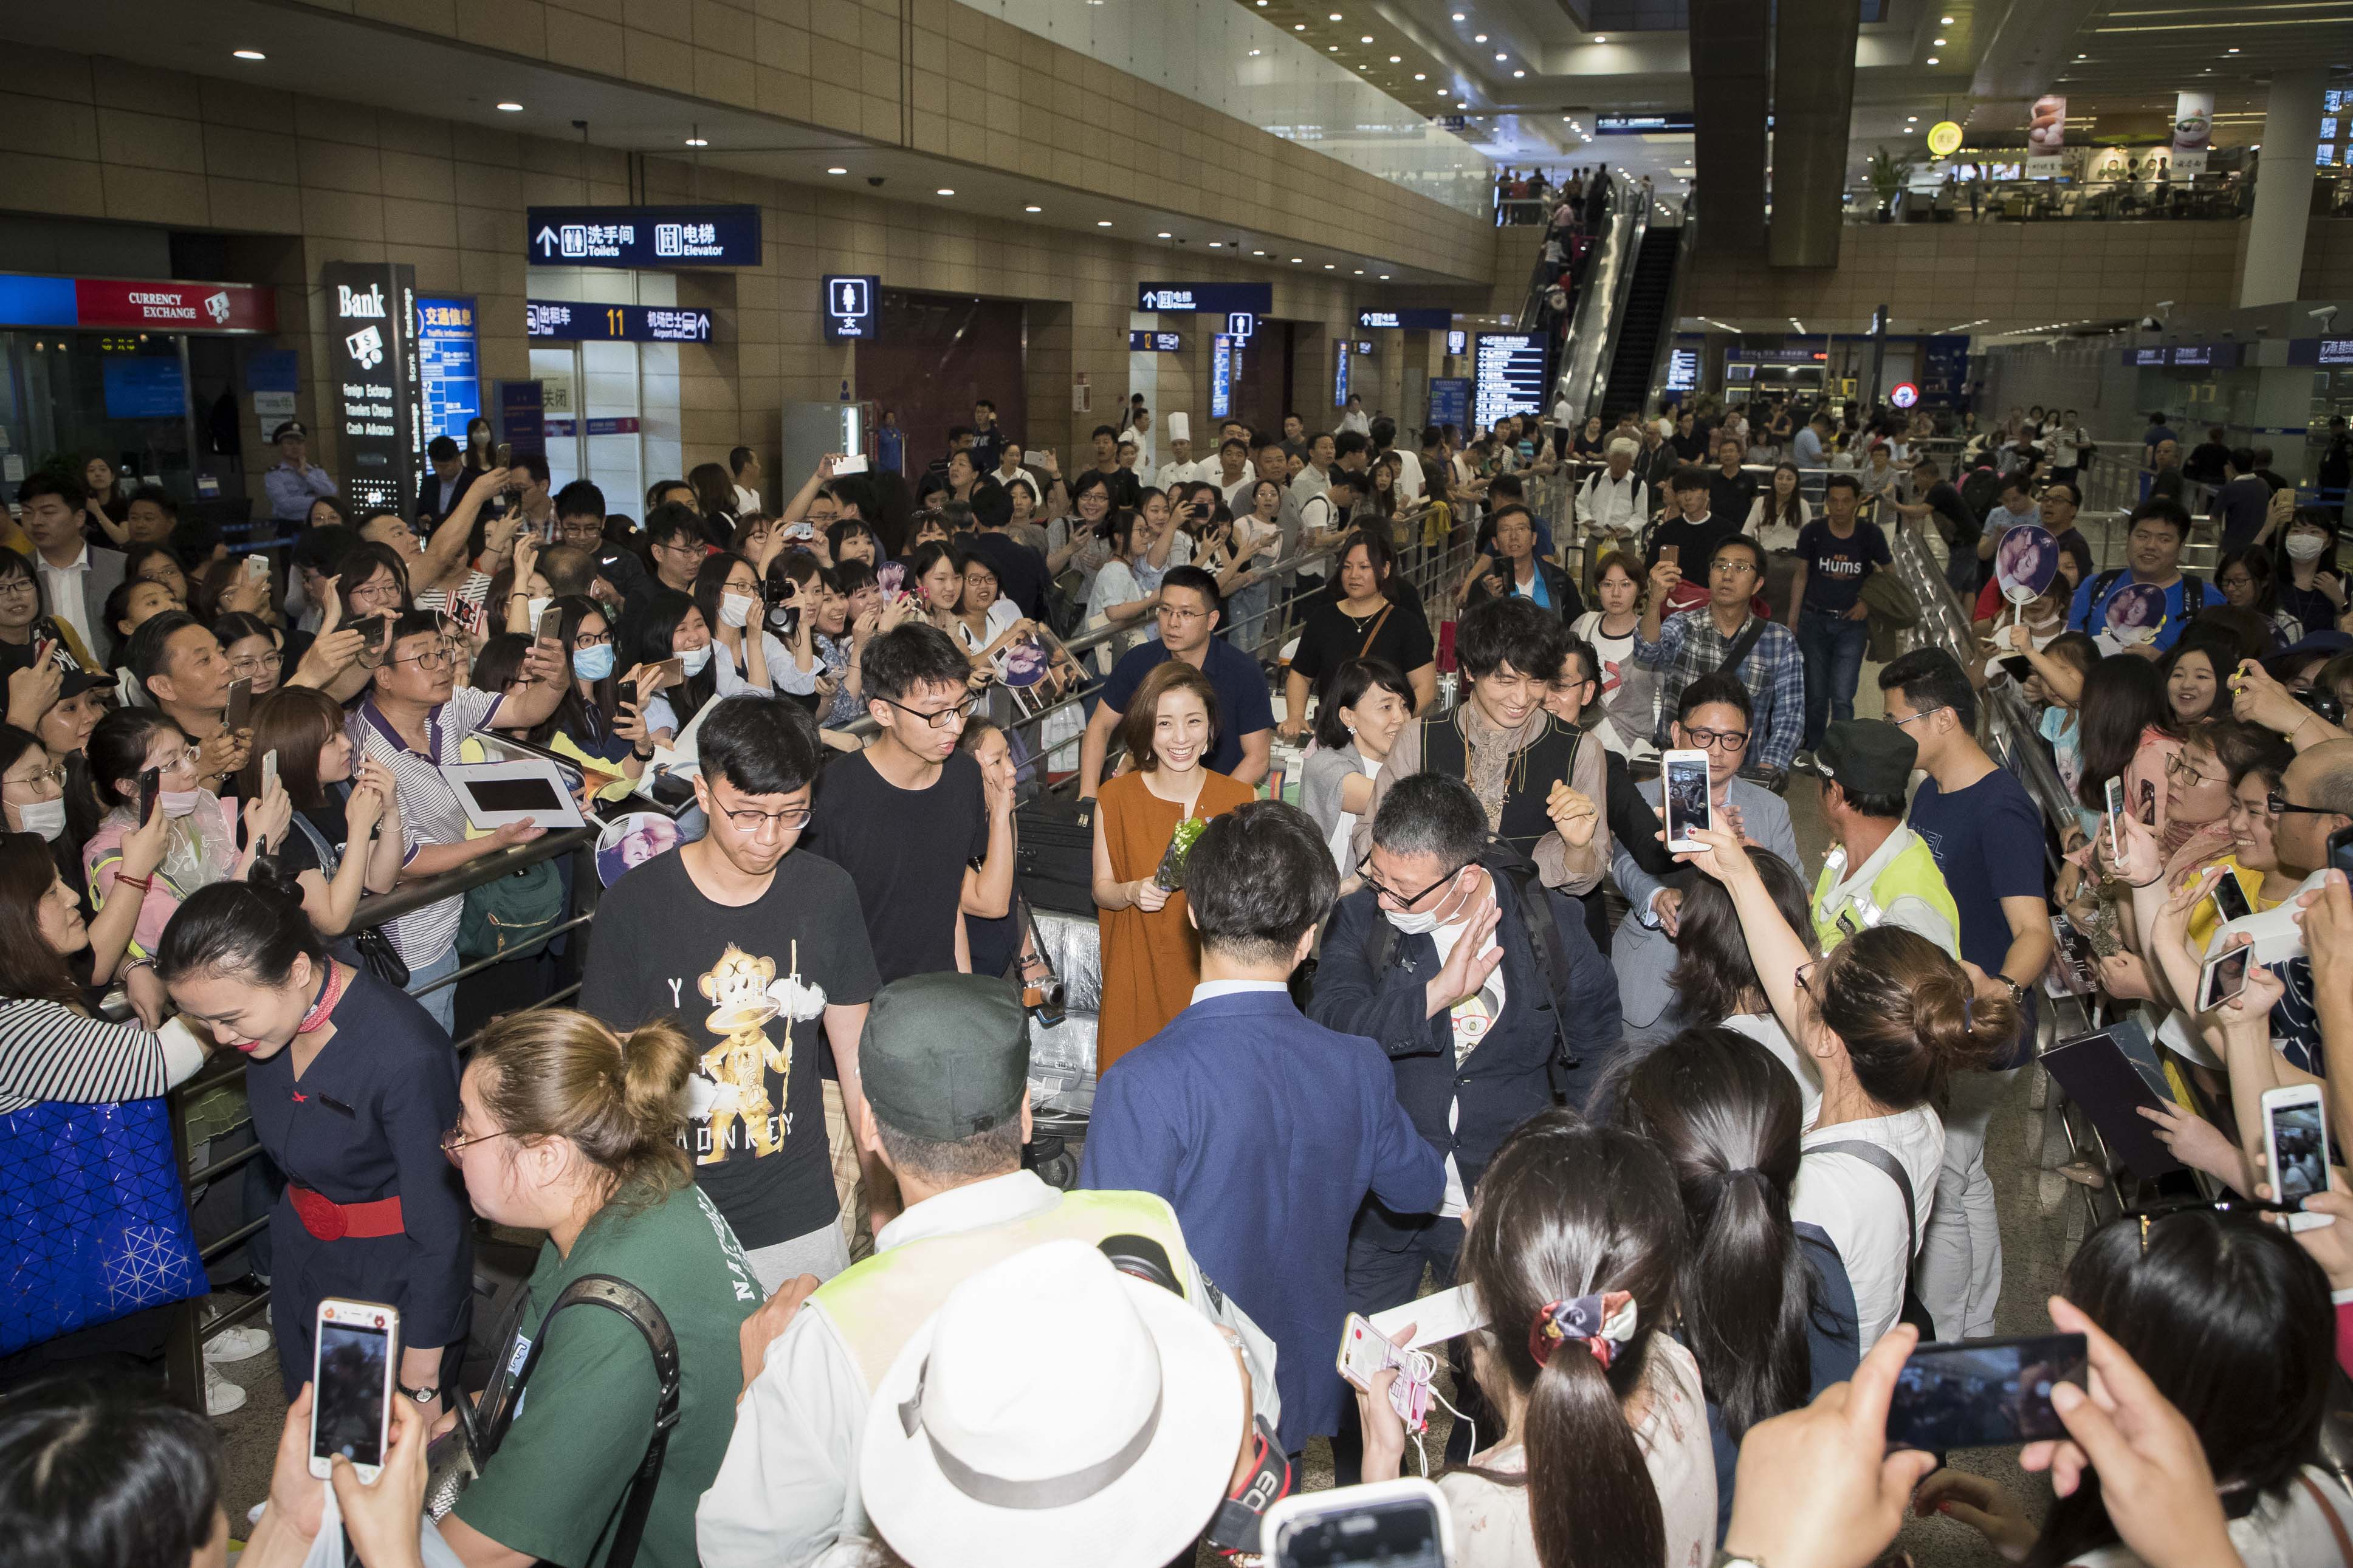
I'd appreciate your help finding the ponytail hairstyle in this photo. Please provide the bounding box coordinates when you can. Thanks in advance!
[1457,1113,1684,1568]
[467,1008,694,1208]
[1604,1029,1813,1439]
[1812,925,2016,1109]
[153,874,328,990]
[66,708,180,848]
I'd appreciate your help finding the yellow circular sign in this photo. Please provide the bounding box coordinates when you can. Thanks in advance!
[1927,120,1964,157]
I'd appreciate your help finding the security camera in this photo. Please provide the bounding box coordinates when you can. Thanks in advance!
[2137,316,2164,332]
[2153,300,2175,315]
[2312,306,2340,327]
[868,176,886,187]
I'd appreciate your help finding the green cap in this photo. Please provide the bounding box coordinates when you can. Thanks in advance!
[1808,719,1918,801]
[859,972,1030,1142]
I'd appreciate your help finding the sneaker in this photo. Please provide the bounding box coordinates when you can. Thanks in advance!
[204,1363,248,1418]
[203,1325,273,1365]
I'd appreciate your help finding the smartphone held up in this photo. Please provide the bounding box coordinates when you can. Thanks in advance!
[309,1297,400,1482]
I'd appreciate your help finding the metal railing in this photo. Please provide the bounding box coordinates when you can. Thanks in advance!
[1554,173,1650,427]
[158,824,604,1410]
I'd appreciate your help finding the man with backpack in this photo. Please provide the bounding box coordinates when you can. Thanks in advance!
[2069,496,2205,656]
[1637,534,1804,784]
[1310,772,1621,1476]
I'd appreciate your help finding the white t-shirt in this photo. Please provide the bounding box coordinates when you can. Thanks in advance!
[1430,903,1505,1219]
[1435,1337,1717,1568]
[1791,1106,1944,1352]
[2072,1467,2353,1568]
[1723,1011,1822,1129]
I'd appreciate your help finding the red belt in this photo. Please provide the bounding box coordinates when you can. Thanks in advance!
[288,1184,404,1241]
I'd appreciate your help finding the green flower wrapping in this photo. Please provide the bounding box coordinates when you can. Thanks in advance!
[1153,815,1209,891]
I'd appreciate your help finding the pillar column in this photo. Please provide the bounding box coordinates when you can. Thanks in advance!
[2241,68,2326,307]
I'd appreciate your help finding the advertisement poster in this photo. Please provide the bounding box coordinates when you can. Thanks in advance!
[2172,91,2212,177]
[2027,95,2065,179]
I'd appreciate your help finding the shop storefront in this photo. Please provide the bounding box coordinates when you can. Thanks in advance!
[0,273,277,515]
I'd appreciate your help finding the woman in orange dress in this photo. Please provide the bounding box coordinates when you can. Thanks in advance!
[1090,659,1256,1074]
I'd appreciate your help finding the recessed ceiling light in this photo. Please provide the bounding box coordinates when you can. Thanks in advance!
[496,101,524,112]
[1925,56,1939,64]
[1414,73,1426,80]
[1934,36,1946,44]
[1379,273,1391,279]
[1329,10,1342,18]
[1513,68,1523,76]
[232,48,266,60]
[1907,115,1917,121]
[1209,241,1223,247]
[1474,32,1487,41]
[1355,269,1364,274]
[1360,33,1372,41]
[1294,22,1305,28]
[1097,219,1113,226]
[1249,48,1260,55]
[2228,46,2239,52]
[1254,249,1268,255]
[1328,46,1339,52]
[1023,204,1042,212]
[1291,257,1304,262]
[1389,54,1400,62]
[1940,14,1954,22]
[1593,35,1606,42]
[1157,231,1172,238]
[1436,87,1448,95]
[936,188,955,195]
[685,135,709,146]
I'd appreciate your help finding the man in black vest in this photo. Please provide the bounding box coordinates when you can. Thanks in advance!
[1313,771,1622,1477]
[1348,597,1605,892]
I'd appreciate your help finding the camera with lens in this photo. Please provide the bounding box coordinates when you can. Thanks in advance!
[2298,686,2345,728]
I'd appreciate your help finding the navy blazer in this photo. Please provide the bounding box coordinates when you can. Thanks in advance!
[1309,862,1622,1247]
[1077,989,1446,1450]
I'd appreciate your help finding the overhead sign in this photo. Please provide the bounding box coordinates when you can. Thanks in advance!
[526,205,761,268]
[822,275,879,341]
[524,300,717,343]
[1889,380,1920,409]
[2169,342,2242,368]
[2289,338,2353,366]
[1472,332,1547,428]
[1446,329,1468,356]
[321,260,425,519]
[2123,346,2169,366]
[1427,376,1470,430]
[1596,112,1694,134]
[0,274,277,333]
[1665,347,1700,394]
[414,296,480,448]
[1226,310,1256,341]
[1211,334,1234,421]
[1334,341,1351,408]
[1927,121,1965,157]
[1727,347,1827,363]
[1128,330,1183,352]
[1137,281,1273,316]
[1358,308,1452,331]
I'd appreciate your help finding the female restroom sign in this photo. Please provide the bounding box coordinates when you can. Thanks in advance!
[823,276,880,341]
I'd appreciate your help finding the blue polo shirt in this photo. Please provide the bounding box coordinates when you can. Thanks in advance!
[2070,571,2205,652]
[1101,635,1274,776]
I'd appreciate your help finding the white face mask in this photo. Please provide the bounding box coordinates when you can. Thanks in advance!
[678,645,713,677]
[2287,532,2329,563]
[12,796,63,841]
[159,789,201,818]
[1381,870,1462,936]
[720,592,755,628]
[525,595,552,628]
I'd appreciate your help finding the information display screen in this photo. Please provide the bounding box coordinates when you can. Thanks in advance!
[1472,334,1547,428]
[414,296,479,447]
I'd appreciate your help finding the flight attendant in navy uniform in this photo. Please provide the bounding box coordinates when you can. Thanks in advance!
[157,876,470,1414]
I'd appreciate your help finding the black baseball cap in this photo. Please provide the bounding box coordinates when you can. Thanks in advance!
[859,973,1029,1142]
[1805,719,1917,798]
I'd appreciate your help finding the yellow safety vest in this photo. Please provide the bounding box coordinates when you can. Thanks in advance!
[1811,830,1960,954]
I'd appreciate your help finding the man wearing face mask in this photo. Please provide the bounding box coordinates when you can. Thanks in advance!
[1310,770,1620,1479]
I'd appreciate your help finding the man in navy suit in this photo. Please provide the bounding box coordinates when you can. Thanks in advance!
[1310,771,1623,1474]
[1077,801,1444,1457]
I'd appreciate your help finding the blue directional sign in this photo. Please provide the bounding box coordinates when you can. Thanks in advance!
[822,275,880,341]
[1211,335,1234,420]
[524,300,716,343]
[1138,281,1273,315]
[1226,310,1256,341]
[526,205,761,268]
[1358,308,1454,331]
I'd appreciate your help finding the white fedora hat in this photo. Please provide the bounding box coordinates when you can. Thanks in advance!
[859,1239,1243,1568]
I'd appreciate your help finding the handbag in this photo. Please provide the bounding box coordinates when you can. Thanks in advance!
[0,1095,208,1354]
[423,1274,681,1568]
[458,858,565,963]
[287,809,409,988]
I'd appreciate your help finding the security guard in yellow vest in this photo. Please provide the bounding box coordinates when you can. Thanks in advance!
[698,972,1278,1568]
[1805,721,1962,957]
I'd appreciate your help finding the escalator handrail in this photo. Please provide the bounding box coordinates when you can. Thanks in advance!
[1628,189,1699,417]
[1554,169,1650,426]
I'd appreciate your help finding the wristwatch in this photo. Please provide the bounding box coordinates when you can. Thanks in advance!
[1999,974,2028,1008]
[395,1381,440,1405]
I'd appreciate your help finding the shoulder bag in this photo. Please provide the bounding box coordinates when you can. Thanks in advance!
[287,806,408,989]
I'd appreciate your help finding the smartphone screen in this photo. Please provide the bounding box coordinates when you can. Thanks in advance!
[2210,869,2254,925]
[262,749,280,798]
[1661,750,1711,850]
[311,1312,393,1468]
[2197,945,2250,1012]
[1997,654,2034,683]
[2104,776,2128,861]
[1886,1332,2087,1451]
[358,617,389,653]
[224,677,253,734]
[1271,1492,1448,1568]
[2269,1094,2330,1207]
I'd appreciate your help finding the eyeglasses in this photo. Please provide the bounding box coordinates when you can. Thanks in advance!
[1682,726,1749,752]
[879,696,966,730]
[441,1120,512,1167]
[1888,706,1948,730]
[156,745,202,774]
[2165,752,2228,788]
[1157,605,1211,624]
[389,646,454,671]
[3,765,65,790]
[1709,558,1759,578]
[0,580,37,599]
[718,803,813,832]
[574,631,612,648]
[2267,792,2343,818]
[226,651,283,677]
[1357,853,1466,911]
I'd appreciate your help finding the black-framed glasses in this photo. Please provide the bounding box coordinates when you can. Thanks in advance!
[389,646,453,671]
[717,802,812,832]
[1683,726,1749,752]
[2165,751,2228,789]
[879,696,966,730]
[1357,852,1466,910]
[2267,792,2341,818]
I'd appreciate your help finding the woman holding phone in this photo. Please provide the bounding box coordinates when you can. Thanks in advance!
[156,875,470,1411]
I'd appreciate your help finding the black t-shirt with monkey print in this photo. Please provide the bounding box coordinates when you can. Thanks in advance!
[580,847,879,1249]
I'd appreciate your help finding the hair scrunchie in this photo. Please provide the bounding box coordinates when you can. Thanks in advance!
[1529,1290,1638,1370]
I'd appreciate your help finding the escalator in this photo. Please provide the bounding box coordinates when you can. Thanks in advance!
[1599,225,1683,419]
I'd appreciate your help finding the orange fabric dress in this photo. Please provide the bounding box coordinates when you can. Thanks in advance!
[1094,767,1257,1077]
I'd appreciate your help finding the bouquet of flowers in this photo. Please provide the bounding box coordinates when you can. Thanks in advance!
[1153,815,1209,891]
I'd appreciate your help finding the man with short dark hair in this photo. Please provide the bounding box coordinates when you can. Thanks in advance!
[1080,802,1443,1454]
[805,623,1012,985]
[1789,472,1892,757]
[1708,437,1757,526]
[123,484,180,548]
[2212,447,2273,552]
[730,445,763,515]
[1312,771,1620,1474]
[1892,456,1982,596]
[1880,646,2053,1341]
[701,968,1275,1566]
[14,474,121,662]
[415,434,467,526]
[2047,408,2095,487]
[1079,566,1273,799]
[264,419,337,523]
[1643,465,1738,618]
[2146,435,2186,504]
[1638,534,1803,779]
[1369,415,1424,504]
[2069,497,2204,654]
[646,501,713,594]
[583,695,881,1292]
[958,484,1049,623]
[969,399,1003,474]
[1280,411,1309,460]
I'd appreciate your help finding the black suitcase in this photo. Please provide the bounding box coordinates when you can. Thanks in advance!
[1016,798,1096,916]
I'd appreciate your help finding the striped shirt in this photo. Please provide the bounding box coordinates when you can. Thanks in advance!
[0,997,205,1113]
[346,685,502,967]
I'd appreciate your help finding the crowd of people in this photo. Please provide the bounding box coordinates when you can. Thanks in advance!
[1,384,2349,1568]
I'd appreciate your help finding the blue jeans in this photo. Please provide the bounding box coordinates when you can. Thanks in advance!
[1797,604,1870,750]
[405,945,460,1037]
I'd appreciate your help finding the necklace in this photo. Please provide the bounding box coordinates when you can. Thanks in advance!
[296,963,347,1035]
